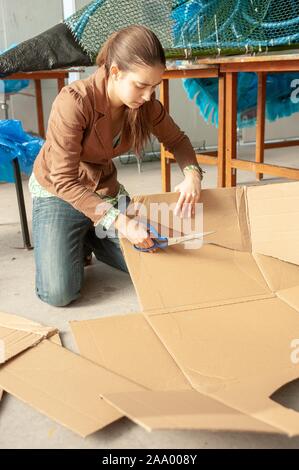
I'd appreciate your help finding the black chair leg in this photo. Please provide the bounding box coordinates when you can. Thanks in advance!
[12,158,33,250]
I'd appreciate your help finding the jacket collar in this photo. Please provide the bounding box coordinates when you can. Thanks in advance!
[91,65,110,115]
[88,64,156,158]
[89,65,131,157]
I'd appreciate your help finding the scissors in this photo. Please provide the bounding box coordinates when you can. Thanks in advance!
[134,223,215,252]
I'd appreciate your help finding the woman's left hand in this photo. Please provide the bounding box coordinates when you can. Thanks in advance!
[174,171,202,218]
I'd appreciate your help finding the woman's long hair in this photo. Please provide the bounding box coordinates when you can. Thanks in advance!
[96,25,166,158]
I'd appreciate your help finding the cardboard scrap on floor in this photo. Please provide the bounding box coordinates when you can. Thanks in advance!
[0,311,59,404]
[70,314,278,433]
[1,308,273,436]
[0,312,157,437]
[1,181,299,437]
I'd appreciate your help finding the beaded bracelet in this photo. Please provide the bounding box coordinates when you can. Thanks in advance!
[183,164,205,181]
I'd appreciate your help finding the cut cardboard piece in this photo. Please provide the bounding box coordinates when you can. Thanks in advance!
[0,311,58,363]
[71,314,278,433]
[0,312,169,436]
[103,390,279,433]
[70,314,190,391]
[117,183,299,436]
[0,338,150,437]
[0,311,58,403]
[145,298,299,435]
[0,333,62,403]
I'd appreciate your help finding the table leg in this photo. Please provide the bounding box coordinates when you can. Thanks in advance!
[57,77,66,92]
[161,147,171,192]
[225,72,237,187]
[12,158,33,250]
[256,72,266,180]
[217,73,226,187]
[34,79,45,138]
[160,78,171,191]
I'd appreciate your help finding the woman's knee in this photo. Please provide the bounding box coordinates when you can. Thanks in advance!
[36,285,80,307]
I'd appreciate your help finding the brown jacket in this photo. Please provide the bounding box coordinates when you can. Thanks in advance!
[34,65,197,223]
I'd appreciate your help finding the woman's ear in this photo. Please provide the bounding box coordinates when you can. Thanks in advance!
[110,65,120,80]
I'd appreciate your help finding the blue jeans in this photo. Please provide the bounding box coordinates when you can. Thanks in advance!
[32,196,129,307]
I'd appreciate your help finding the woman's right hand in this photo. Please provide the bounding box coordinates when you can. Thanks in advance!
[114,214,156,252]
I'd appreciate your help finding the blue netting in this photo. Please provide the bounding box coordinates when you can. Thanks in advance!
[64,1,299,59]
[171,0,299,56]
[62,1,299,125]
[0,120,44,183]
[183,72,299,128]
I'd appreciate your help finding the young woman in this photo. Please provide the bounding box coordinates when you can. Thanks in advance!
[29,25,203,307]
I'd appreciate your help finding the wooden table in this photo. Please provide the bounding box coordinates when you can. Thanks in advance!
[200,52,299,186]
[159,65,226,191]
[5,70,71,138]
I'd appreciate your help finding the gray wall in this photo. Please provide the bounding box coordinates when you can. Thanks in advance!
[0,0,298,149]
[0,0,63,133]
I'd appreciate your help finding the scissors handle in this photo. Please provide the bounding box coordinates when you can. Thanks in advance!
[134,223,168,252]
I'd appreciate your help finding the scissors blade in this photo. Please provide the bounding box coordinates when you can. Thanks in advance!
[167,230,215,246]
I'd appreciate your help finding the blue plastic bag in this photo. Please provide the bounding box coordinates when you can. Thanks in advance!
[0,45,30,93]
[0,120,44,182]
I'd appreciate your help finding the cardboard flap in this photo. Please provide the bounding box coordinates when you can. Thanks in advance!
[252,254,299,313]
[147,298,299,389]
[121,241,271,311]
[277,286,299,313]
[253,253,299,292]
[0,339,145,437]
[246,182,299,265]
[0,311,58,363]
[102,389,278,433]
[211,369,299,437]
[70,315,190,391]
[71,314,280,434]
[145,297,299,435]
[130,187,251,252]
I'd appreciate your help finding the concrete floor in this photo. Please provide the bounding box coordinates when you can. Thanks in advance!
[1,145,299,449]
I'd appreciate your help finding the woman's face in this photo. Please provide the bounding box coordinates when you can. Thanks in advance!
[111,63,165,109]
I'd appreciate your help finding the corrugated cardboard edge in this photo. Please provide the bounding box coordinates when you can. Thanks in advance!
[0,312,62,401]
[0,311,58,364]
[0,311,58,339]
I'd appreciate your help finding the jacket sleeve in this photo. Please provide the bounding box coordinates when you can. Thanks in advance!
[47,87,113,223]
[149,99,198,171]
